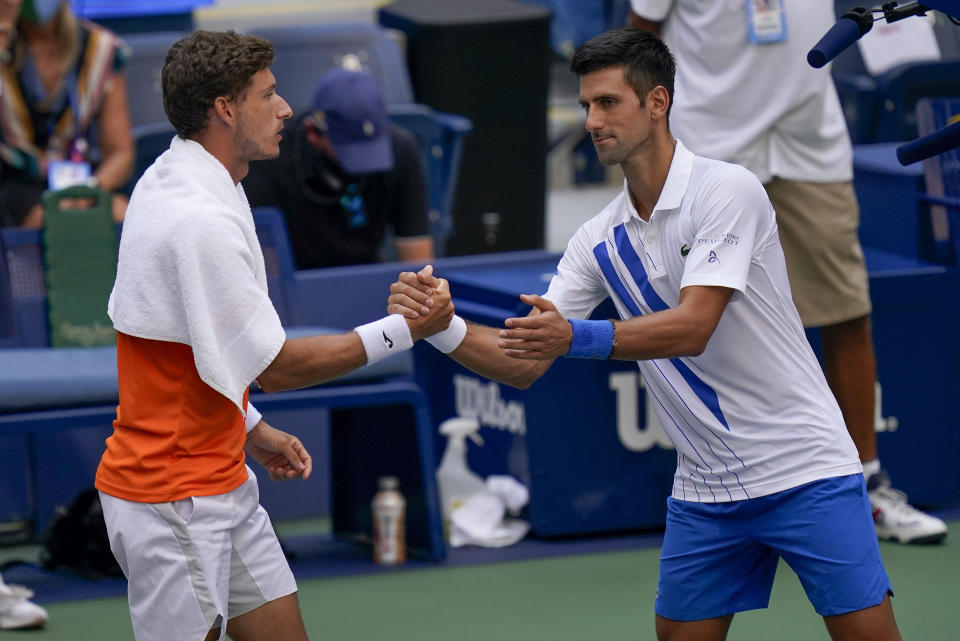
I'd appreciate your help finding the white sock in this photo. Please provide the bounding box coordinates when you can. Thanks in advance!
[862,459,881,479]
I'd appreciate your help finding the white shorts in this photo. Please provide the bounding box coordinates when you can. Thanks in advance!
[99,468,297,641]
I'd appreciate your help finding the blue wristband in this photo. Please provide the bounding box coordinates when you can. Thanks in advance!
[566,319,614,359]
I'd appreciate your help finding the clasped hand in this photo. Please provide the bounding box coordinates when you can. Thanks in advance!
[388,266,572,359]
[387,264,454,341]
[498,293,572,360]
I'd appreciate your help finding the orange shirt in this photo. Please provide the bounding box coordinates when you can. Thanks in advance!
[95,332,250,503]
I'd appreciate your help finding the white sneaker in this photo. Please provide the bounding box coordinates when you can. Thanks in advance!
[0,577,48,630]
[868,471,949,544]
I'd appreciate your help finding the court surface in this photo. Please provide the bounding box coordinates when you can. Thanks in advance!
[2,517,956,641]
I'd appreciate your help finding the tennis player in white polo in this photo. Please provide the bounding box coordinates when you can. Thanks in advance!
[389,28,902,641]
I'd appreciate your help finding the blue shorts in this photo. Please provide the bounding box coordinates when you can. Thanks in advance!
[655,474,892,621]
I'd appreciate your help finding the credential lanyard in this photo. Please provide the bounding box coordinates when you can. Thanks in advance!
[746,0,788,44]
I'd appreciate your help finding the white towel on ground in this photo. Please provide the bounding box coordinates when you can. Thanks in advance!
[108,136,285,411]
[449,475,531,548]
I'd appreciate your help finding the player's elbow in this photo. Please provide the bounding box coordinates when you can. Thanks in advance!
[683,342,707,358]
[256,363,300,394]
[255,339,314,393]
[683,326,715,357]
[502,361,550,390]
[255,372,285,394]
[506,373,537,390]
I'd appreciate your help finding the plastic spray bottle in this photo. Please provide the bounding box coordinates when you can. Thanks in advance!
[435,417,486,538]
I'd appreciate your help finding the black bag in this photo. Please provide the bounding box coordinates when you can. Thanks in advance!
[40,488,123,578]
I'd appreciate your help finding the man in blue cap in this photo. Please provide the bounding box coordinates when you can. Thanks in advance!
[244,69,434,268]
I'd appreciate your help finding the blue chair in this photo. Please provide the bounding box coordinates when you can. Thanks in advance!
[123,122,176,195]
[0,231,17,348]
[387,104,473,256]
[0,228,48,347]
[831,3,960,143]
[0,223,124,348]
[871,59,960,142]
[249,23,414,111]
[252,207,299,326]
[833,71,881,145]
[835,59,960,143]
[122,31,187,129]
[914,97,960,263]
[0,231,31,540]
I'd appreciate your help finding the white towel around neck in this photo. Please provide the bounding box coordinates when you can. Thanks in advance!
[108,136,286,411]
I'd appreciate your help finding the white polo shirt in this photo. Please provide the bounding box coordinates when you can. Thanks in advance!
[545,140,861,502]
[629,0,853,183]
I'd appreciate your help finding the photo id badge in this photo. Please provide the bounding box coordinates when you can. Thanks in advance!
[746,0,787,44]
[47,159,92,190]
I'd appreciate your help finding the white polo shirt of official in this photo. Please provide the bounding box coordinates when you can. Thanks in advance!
[545,139,861,502]
[629,0,853,183]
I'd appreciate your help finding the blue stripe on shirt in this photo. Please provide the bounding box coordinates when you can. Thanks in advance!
[598,231,730,430]
[614,224,668,312]
[594,241,642,316]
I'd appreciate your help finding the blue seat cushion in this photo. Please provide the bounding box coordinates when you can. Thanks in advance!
[0,345,118,411]
[0,326,413,412]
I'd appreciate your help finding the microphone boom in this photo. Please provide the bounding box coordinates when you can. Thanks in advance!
[807,7,874,68]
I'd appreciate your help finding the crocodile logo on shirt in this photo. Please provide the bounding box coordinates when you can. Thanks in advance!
[680,244,690,257]
[382,331,394,349]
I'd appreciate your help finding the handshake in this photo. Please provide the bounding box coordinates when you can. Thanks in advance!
[386,264,575,362]
[386,264,458,346]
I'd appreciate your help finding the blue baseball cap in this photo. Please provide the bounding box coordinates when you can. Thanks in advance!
[310,69,393,175]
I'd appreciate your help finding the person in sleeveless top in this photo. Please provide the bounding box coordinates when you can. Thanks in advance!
[0,0,133,227]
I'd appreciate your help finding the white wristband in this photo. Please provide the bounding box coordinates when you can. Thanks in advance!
[354,314,414,365]
[245,401,262,433]
[425,314,467,353]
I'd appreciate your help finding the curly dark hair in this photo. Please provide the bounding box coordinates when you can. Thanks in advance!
[162,30,275,139]
[570,28,675,117]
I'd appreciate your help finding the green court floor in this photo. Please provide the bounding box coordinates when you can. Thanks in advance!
[2,520,957,641]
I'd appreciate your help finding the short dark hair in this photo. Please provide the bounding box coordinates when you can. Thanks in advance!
[570,28,675,114]
[162,30,275,139]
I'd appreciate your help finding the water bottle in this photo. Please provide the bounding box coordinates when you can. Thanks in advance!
[372,476,406,565]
